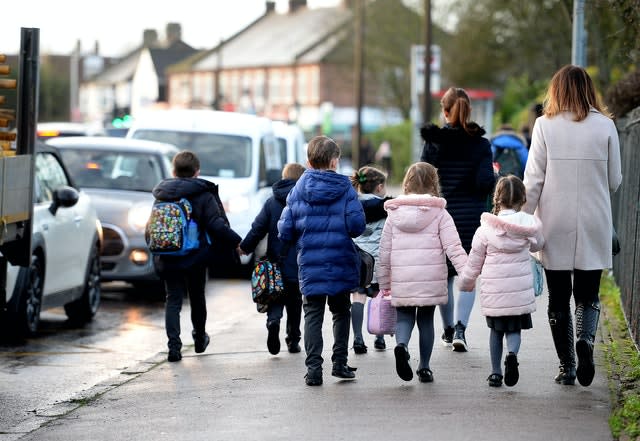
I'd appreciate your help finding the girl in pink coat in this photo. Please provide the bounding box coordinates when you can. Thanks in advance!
[458,176,545,387]
[377,162,467,383]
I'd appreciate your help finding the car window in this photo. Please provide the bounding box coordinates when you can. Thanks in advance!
[59,149,164,192]
[34,152,70,203]
[132,130,252,178]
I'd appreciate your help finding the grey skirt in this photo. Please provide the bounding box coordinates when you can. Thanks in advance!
[486,314,533,332]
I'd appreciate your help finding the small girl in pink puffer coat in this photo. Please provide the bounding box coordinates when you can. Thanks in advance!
[458,175,544,388]
[377,162,467,383]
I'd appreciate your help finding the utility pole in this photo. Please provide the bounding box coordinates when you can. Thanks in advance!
[571,0,586,66]
[423,0,431,124]
[353,0,365,170]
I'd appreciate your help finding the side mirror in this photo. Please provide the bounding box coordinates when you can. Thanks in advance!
[49,186,79,215]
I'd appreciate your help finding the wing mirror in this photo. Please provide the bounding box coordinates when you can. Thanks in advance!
[49,186,79,215]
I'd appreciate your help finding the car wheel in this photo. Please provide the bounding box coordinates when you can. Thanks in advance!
[12,253,45,337]
[65,241,101,324]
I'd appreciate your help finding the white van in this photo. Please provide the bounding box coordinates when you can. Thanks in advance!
[126,109,284,270]
[272,121,307,166]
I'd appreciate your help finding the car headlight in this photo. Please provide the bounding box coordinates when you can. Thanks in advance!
[128,203,152,233]
[224,195,250,214]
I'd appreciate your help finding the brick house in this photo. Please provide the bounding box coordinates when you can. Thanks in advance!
[165,0,403,137]
[79,23,197,126]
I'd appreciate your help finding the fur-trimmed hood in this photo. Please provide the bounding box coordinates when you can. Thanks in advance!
[384,195,447,233]
[480,212,542,252]
[420,122,486,144]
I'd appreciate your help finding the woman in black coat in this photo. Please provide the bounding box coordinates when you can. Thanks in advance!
[420,87,495,352]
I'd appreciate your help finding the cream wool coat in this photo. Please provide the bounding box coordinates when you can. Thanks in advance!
[458,211,544,317]
[523,110,622,270]
[377,195,467,307]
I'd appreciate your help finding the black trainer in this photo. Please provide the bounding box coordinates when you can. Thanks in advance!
[168,349,182,362]
[504,352,519,386]
[193,331,210,354]
[487,373,503,387]
[287,341,301,353]
[374,336,386,350]
[305,373,323,386]
[452,321,468,352]
[417,368,434,383]
[353,339,368,354]
[394,344,413,381]
[332,363,356,379]
[441,326,454,347]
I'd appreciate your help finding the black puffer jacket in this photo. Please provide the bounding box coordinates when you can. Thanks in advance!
[420,123,495,275]
[151,177,241,272]
[240,179,298,282]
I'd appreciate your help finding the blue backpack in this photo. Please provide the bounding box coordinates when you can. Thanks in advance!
[145,198,205,256]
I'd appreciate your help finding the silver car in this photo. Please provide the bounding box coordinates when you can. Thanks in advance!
[47,136,179,290]
[2,143,103,336]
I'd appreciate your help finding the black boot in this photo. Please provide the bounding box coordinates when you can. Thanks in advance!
[548,311,576,385]
[575,302,600,387]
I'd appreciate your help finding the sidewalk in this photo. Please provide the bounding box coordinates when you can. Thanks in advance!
[13,282,612,441]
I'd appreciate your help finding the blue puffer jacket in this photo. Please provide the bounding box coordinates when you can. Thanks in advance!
[240,179,299,282]
[278,169,366,296]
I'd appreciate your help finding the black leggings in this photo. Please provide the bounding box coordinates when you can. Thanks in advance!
[545,269,602,313]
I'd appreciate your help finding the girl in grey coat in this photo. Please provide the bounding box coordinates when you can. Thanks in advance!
[523,65,622,387]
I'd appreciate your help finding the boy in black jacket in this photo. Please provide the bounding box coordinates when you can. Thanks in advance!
[239,163,306,355]
[152,151,241,362]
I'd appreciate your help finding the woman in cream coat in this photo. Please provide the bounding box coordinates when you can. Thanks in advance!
[523,65,622,387]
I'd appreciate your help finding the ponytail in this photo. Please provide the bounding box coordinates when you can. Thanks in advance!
[441,87,477,136]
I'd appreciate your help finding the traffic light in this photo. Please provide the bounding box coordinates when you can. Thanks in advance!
[0,54,17,155]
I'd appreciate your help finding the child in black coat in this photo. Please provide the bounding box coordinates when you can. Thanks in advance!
[239,163,306,355]
[152,151,241,362]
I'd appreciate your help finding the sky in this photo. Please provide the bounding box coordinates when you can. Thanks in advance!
[3,0,341,57]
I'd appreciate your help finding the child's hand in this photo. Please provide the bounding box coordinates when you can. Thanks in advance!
[379,288,391,297]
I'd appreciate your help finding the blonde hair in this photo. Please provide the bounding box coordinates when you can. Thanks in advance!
[306,135,340,169]
[544,65,610,121]
[441,87,480,136]
[282,163,305,180]
[492,175,527,214]
[350,165,386,194]
[402,162,440,196]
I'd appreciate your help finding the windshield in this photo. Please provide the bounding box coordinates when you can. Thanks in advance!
[59,149,165,192]
[131,130,252,178]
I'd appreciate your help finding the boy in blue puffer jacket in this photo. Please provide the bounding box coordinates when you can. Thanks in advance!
[239,163,306,356]
[278,136,366,386]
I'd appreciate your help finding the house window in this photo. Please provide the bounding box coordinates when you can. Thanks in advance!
[269,69,281,103]
[282,68,293,104]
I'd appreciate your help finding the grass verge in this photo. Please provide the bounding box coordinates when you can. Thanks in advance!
[599,271,640,440]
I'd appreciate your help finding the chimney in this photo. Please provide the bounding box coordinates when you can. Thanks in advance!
[288,0,307,13]
[166,22,182,44]
[265,1,276,13]
[143,29,158,47]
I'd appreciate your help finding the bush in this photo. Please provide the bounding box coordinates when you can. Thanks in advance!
[367,120,413,184]
[605,69,640,119]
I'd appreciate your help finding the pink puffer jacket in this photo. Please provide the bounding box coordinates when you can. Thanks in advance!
[458,211,545,317]
[377,195,467,307]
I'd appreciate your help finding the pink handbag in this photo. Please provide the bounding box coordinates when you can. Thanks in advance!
[367,292,397,336]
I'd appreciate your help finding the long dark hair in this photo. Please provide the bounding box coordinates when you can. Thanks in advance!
[441,87,480,136]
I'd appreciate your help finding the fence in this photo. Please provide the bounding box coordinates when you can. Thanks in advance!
[611,106,640,347]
